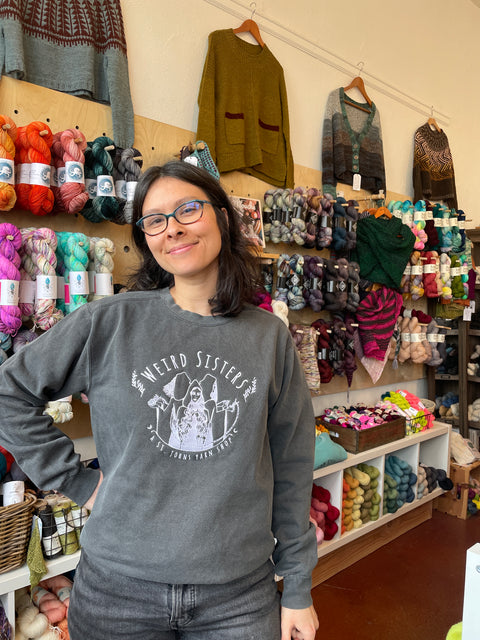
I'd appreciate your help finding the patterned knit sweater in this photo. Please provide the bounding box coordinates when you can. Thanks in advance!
[413,123,458,209]
[321,88,386,196]
[0,0,134,148]
[197,29,294,188]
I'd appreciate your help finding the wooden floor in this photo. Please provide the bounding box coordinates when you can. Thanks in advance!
[311,510,479,640]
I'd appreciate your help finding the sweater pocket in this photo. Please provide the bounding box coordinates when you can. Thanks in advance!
[225,112,245,144]
[258,118,279,155]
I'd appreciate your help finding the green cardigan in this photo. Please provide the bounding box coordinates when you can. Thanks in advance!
[197,29,294,188]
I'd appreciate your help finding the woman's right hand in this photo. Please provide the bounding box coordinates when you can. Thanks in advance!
[83,470,103,511]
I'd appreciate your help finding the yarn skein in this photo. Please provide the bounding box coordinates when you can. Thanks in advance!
[59,128,89,215]
[49,132,67,213]
[91,236,115,301]
[57,232,90,313]
[14,125,31,211]
[287,253,306,310]
[90,136,122,224]
[21,227,64,330]
[25,121,54,216]
[118,146,143,223]
[0,222,22,335]
[0,114,17,211]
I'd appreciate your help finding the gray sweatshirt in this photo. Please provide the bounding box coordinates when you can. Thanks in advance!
[0,289,317,608]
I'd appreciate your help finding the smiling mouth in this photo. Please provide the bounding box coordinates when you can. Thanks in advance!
[167,242,198,255]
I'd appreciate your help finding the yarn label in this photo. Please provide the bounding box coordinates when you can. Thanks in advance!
[0,158,14,184]
[30,162,51,187]
[56,276,65,300]
[115,179,127,200]
[352,173,361,190]
[413,210,424,222]
[85,179,97,198]
[95,272,114,296]
[65,161,85,184]
[57,166,66,186]
[403,265,412,276]
[458,219,466,229]
[126,181,137,202]
[423,264,436,274]
[50,165,59,187]
[450,267,461,276]
[403,212,413,225]
[69,271,89,295]
[19,280,35,304]
[411,265,423,275]
[36,275,57,300]
[88,270,95,293]
[2,480,24,506]
[16,163,30,184]
[424,210,433,220]
[400,332,411,342]
[0,279,19,305]
[410,333,421,342]
[97,175,116,196]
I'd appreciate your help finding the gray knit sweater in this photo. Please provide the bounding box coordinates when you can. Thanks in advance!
[0,290,317,609]
[0,0,134,148]
[322,88,386,196]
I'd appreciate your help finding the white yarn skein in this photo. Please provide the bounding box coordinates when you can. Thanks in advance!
[92,236,115,301]
[16,604,49,638]
[44,396,74,423]
[271,299,289,326]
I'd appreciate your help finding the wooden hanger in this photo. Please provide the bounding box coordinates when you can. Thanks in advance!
[372,206,392,219]
[344,71,372,113]
[233,16,264,47]
[427,107,441,132]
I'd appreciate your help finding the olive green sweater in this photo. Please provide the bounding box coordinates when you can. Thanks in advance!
[197,29,294,188]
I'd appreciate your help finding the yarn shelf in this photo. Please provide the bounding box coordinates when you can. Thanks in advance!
[311,421,450,586]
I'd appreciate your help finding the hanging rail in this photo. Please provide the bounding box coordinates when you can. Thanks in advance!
[200,0,451,125]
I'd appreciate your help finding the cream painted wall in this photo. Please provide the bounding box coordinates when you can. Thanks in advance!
[121,0,480,223]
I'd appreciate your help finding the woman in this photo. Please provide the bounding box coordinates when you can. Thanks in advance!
[0,161,318,639]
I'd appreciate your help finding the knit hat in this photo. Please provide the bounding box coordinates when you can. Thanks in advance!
[354,215,416,288]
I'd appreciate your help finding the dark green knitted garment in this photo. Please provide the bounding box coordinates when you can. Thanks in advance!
[0,0,134,148]
[353,215,416,289]
[322,88,386,197]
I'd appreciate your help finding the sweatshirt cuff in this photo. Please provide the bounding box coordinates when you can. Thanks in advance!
[57,466,101,507]
[280,573,313,609]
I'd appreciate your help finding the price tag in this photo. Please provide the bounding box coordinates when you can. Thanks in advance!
[352,174,362,191]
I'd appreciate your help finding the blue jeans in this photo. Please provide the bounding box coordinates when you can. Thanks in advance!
[68,551,281,639]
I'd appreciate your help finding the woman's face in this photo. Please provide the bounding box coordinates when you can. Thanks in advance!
[142,177,223,286]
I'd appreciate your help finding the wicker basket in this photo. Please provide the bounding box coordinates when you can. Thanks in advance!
[0,491,37,574]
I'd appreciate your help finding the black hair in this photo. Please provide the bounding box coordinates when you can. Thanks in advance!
[128,160,263,316]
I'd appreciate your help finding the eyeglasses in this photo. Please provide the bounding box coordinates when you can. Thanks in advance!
[136,199,212,236]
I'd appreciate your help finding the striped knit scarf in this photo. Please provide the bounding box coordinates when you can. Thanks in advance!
[356,286,403,361]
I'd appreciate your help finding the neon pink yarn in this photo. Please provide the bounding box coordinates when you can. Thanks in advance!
[59,128,89,214]
[0,222,22,335]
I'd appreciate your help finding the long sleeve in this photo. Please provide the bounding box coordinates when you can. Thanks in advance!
[280,69,294,189]
[0,304,100,505]
[196,31,217,160]
[268,338,317,608]
[321,92,336,197]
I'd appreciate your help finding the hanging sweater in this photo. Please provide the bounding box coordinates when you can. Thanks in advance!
[322,88,386,197]
[196,29,294,188]
[0,289,317,609]
[0,0,134,148]
[413,123,458,209]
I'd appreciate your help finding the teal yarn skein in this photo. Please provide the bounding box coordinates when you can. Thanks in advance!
[90,136,122,225]
[57,231,90,313]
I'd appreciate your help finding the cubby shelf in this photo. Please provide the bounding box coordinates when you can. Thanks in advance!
[311,421,450,571]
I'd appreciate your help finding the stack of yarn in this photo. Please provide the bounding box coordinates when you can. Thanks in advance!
[355,463,381,523]
[383,455,416,512]
[310,483,340,544]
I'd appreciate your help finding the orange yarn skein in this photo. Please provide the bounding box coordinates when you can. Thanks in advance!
[0,114,17,211]
[25,121,54,215]
[14,125,31,210]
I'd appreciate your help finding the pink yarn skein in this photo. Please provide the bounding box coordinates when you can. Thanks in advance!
[50,131,66,213]
[60,128,89,214]
[0,222,22,334]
